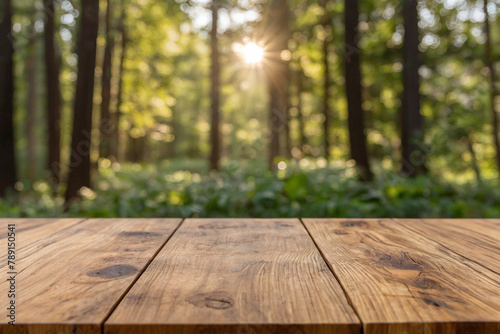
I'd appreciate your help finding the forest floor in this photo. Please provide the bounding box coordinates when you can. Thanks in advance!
[2,158,500,218]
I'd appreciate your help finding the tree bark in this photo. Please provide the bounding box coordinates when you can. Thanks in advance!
[0,0,17,196]
[268,85,282,169]
[483,0,500,173]
[295,67,306,155]
[284,82,292,158]
[27,29,37,179]
[111,0,126,161]
[127,136,145,162]
[344,0,373,181]
[465,134,481,184]
[43,0,62,182]
[401,0,425,176]
[100,0,114,159]
[26,30,38,180]
[65,0,100,202]
[209,0,221,171]
[169,108,177,158]
[320,0,331,160]
[266,0,289,170]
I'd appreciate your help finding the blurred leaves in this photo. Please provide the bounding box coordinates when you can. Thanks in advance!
[2,159,499,218]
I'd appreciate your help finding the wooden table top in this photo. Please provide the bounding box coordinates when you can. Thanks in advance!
[0,218,499,334]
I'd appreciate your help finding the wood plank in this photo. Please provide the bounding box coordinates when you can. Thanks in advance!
[0,218,85,241]
[0,218,181,334]
[105,218,361,334]
[303,218,500,334]
[0,218,85,266]
[396,219,500,275]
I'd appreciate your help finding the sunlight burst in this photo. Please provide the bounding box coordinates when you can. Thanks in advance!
[242,42,264,64]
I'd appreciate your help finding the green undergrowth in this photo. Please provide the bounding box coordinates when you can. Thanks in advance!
[1,159,499,218]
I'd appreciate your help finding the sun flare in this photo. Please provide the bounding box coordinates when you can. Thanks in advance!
[242,42,264,64]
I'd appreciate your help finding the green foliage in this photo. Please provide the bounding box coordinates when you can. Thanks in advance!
[6,0,500,217]
[2,159,499,218]
[10,0,500,170]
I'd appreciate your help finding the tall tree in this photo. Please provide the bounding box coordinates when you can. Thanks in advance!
[127,136,145,162]
[483,0,500,172]
[26,25,38,178]
[320,0,332,160]
[465,134,481,184]
[344,0,373,181]
[266,0,289,170]
[284,81,292,158]
[111,0,127,160]
[100,0,114,159]
[43,0,62,182]
[65,0,100,202]
[296,67,307,155]
[401,0,425,176]
[209,0,221,171]
[0,0,17,196]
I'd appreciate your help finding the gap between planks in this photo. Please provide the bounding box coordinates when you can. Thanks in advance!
[100,218,186,331]
[299,218,365,328]
[0,218,183,334]
[302,218,500,334]
[102,218,365,333]
[104,218,361,334]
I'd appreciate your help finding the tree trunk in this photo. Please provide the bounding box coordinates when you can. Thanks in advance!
[26,28,38,179]
[65,0,100,202]
[0,0,17,196]
[296,67,306,155]
[126,135,135,162]
[284,83,292,158]
[100,0,114,159]
[209,0,221,171]
[269,85,282,169]
[465,134,481,184]
[344,0,373,181]
[111,1,126,161]
[169,108,177,158]
[320,0,331,160]
[401,0,425,177]
[483,0,500,173]
[43,0,62,182]
[127,136,145,162]
[266,0,289,170]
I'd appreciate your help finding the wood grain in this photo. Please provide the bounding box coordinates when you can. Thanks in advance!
[0,217,84,241]
[105,218,361,334]
[0,218,181,334]
[303,218,500,334]
[0,218,85,266]
[396,219,500,274]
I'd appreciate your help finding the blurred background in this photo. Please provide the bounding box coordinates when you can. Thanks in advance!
[0,0,499,218]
